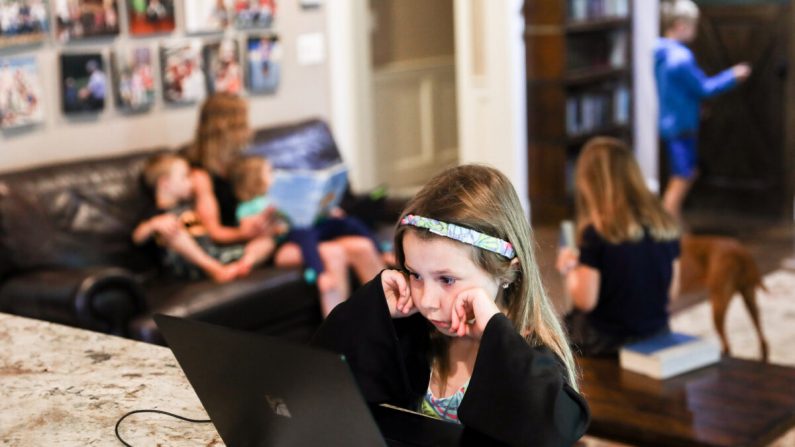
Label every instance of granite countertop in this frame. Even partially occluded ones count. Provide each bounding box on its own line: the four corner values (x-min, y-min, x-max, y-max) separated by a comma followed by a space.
0, 313, 223, 446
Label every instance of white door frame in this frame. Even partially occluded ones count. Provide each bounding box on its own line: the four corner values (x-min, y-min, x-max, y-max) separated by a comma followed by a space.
454, 0, 529, 212
325, 0, 377, 192
633, 0, 660, 192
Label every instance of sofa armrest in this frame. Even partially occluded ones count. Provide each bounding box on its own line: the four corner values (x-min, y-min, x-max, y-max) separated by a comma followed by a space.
0, 267, 145, 336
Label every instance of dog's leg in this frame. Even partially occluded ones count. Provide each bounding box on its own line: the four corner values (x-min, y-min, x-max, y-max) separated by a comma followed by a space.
711, 290, 732, 357
740, 286, 769, 362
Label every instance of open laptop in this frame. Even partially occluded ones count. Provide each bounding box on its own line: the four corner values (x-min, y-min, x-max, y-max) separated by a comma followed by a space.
154, 314, 466, 447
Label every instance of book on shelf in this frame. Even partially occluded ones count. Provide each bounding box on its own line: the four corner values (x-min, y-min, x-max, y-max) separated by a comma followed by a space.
609, 31, 627, 68
567, 30, 626, 72
566, 87, 615, 136
568, 0, 629, 22
613, 84, 630, 124
266, 163, 349, 229
619, 332, 721, 380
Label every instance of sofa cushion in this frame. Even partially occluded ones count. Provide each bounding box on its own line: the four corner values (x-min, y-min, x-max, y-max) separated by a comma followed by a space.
0, 151, 165, 277
247, 119, 343, 170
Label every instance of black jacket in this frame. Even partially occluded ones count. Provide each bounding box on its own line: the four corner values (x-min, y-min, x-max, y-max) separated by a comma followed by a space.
311, 274, 591, 447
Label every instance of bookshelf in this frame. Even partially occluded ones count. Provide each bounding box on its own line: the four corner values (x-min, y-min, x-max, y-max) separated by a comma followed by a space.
524, 0, 633, 223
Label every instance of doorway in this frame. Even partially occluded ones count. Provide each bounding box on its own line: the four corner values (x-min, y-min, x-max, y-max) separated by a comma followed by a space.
666, 0, 794, 219
368, 0, 459, 194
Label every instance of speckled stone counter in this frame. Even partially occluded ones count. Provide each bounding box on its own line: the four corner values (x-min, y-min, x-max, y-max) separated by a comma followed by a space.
0, 313, 223, 446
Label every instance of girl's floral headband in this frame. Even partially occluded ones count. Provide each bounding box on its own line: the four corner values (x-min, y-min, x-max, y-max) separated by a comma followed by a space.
400, 214, 516, 259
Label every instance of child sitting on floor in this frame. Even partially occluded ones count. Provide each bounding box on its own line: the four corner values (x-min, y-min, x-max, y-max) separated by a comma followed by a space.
556, 137, 682, 356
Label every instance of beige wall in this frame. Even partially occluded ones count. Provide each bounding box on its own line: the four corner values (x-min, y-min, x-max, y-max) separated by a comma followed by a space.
370, 0, 455, 68
0, 1, 330, 174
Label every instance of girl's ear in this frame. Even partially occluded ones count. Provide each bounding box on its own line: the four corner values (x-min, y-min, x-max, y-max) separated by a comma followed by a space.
509, 257, 521, 277
502, 257, 521, 288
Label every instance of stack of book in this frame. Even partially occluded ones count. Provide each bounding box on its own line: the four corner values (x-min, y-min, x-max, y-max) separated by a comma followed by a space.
619, 332, 721, 380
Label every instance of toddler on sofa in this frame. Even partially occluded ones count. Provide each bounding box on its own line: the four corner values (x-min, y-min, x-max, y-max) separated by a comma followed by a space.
133, 153, 275, 282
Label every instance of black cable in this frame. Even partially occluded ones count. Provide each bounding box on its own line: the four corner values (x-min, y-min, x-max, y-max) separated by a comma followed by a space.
114, 409, 212, 446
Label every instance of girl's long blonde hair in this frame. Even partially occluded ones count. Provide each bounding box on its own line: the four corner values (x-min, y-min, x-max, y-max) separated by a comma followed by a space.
395, 164, 579, 390
575, 137, 679, 244
184, 92, 251, 177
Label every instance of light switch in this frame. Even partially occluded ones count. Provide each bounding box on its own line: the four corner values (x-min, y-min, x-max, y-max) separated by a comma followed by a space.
296, 33, 325, 66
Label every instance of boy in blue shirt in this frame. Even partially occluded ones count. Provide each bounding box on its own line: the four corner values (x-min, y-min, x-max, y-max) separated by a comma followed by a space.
655, 0, 750, 222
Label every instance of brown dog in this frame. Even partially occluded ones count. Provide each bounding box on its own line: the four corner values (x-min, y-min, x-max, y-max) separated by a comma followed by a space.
679, 234, 769, 362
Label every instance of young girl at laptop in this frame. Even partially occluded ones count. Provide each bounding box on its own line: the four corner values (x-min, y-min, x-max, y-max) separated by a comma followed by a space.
313, 165, 590, 446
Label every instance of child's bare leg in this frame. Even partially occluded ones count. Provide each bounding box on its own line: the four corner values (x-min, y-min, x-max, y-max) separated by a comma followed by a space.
274, 241, 350, 315
317, 271, 342, 317
317, 242, 349, 315
274, 242, 302, 267
334, 236, 385, 283
237, 236, 276, 276
382, 251, 397, 267
161, 229, 238, 283
663, 176, 693, 225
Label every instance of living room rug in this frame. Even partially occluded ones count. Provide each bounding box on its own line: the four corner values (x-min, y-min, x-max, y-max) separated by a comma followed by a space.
670, 269, 795, 366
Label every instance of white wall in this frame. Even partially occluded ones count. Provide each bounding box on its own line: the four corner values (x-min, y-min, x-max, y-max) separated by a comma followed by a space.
0, 1, 330, 174
633, 0, 660, 191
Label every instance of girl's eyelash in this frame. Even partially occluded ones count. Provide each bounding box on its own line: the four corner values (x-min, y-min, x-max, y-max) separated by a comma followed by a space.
440, 276, 456, 285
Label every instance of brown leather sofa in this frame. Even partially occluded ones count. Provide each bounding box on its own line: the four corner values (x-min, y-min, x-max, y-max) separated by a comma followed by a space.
0, 119, 393, 344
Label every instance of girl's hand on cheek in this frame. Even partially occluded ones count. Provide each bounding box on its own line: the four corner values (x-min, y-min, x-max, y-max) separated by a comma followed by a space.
450, 288, 500, 339
381, 269, 416, 318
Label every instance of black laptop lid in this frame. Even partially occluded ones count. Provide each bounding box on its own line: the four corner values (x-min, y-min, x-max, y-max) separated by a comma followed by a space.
154, 314, 386, 447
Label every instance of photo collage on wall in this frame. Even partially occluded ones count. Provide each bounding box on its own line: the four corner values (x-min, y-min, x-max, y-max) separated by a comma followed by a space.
0, 55, 45, 128
112, 45, 155, 112
127, 0, 175, 36
0, 0, 281, 129
55, 0, 121, 43
61, 52, 106, 113
0, 0, 49, 49
161, 39, 205, 104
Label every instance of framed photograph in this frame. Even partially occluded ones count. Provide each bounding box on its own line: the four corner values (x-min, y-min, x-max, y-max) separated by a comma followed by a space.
232, 0, 275, 29
60, 52, 107, 114
0, 56, 45, 129
160, 40, 206, 104
0, 0, 50, 49
126, 0, 175, 36
111, 46, 155, 112
55, 0, 120, 43
203, 38, 242, 94
246, 34, 280, 94
184, 0, 231, 34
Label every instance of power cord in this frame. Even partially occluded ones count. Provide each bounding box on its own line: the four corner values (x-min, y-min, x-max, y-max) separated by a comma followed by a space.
114, 409, 212, 446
